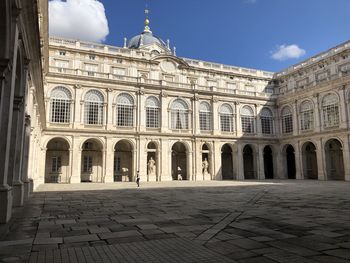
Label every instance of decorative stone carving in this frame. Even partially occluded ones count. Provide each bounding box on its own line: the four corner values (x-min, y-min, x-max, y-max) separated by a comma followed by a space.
202, 158, 209, 176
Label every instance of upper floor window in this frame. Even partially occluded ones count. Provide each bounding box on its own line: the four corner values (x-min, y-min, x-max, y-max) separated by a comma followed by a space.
241, 106, 255, 134
300, 100, 314, 131
260, 107, 273, 135
89, 55, 96, 60
50, 86, 72, 123
84, 90, 104, 125
322, 94, 339, 128
59, 51, 66, 56
220, 104, 234, 132
170, 99, 189, 130
146, 96, 160, 129
199, 102, 211, 131
85, 63, 98, 76
282, 106, 293, 134
117, 93, 134, 127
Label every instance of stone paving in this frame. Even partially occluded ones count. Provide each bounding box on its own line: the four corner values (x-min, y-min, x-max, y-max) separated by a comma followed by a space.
0, 180, 350, 262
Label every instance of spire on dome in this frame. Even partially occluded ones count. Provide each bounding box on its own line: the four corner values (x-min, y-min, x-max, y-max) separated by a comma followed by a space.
144, 8, 152, 33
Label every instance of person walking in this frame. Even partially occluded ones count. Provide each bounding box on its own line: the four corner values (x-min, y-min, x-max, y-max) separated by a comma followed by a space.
136, 171, 140, 187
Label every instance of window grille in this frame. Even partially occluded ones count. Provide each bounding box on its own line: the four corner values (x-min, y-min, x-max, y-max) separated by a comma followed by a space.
322, 94, 339, 128
282, 107, 293, 134
117, 93, 134, 127
260, 108, 273, 134
170, 99, 189, 130
114, 156, 121, 174
50, 86, 71, 123
51, 156, 62, 173
220, 104, 234, 132
83, 156, 93, 173
199, 102, 211, 131
300, 101, 314, 131
146, 97, 160, 128
241, 106, 255, 134
84, 90, 104, 125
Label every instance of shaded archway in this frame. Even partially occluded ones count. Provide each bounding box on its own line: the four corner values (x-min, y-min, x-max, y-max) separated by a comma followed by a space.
264, 146, 274, 179
147, 142, 158, 181
45, 138, 70, 183
81, 139, 103, 183
243, 145, 256, 179
285, 145, 296, 179
221, 144, 233, 180
172, 142, 187, 180
302, 142, 318, 179
114, 140, 133, 182
325, 139, 345, 180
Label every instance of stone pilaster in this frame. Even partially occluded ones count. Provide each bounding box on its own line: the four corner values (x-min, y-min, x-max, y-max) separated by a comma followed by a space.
315, 139, 325, 180
257, 144, 265, 180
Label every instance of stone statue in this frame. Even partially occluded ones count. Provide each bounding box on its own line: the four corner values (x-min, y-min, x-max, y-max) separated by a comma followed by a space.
202, 158, 209, 176
147, 157, 156, 175
177, 166, 182, 180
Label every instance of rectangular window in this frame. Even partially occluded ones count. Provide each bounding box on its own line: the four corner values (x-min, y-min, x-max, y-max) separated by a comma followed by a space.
112, 67, 126, 76
50, 99, 71, 123
146, 107, 160, 128
85, 63, 98, 76
83, 156, 93, 173
220, 114, 233, 132
241, 116, 255, 134
282, 115, 293, 134
114, 156, 121, 174
84, 102, 103, 125
117, 105, 134, 127
171, 110, 189, 130
300, 110, 314, 131
89, 55, 96, 60
51, 156, 62, 173
199, 112, 211, 131
59, 51, 66, 56
261, 117, 273, 134
323, 105, 339, 128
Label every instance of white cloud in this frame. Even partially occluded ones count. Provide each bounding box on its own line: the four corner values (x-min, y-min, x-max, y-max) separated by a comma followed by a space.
49, 0, 109, 43
271, 44, 306, 61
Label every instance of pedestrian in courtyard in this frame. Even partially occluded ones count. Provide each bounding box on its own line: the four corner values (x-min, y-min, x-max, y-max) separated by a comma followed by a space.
136, 171, 140, 187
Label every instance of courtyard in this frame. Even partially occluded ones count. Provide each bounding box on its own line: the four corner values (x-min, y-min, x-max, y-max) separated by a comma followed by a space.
0, 180, 350, 263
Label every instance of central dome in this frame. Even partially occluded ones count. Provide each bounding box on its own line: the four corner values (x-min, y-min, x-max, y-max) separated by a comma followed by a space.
128, 31, 167, 49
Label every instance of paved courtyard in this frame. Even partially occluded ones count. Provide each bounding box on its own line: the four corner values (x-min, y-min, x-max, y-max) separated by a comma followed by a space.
1, 180, 350, 263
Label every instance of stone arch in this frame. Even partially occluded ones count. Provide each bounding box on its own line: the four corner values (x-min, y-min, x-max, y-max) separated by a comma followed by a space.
221, 143, 234, 180
301, 141, 318, 180
170, 98, 190, 110
324, 138, 345, 180
171, 142, 189, 180
45, 137, 71, 184
82, 88, 106, 102
114, 139, 135, 182
243, 144, 256, 179
43, 135, 72, 150
263, 145, 274, 179
50, 86, 73, 99
283, 144, 296, 179
81, 138, 104, 183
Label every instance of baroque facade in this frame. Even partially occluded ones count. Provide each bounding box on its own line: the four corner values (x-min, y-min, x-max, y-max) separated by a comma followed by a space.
35, 17, 350, 188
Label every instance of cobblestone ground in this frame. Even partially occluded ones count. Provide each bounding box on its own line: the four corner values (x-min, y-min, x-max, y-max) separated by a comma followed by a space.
1, 180, 350, 263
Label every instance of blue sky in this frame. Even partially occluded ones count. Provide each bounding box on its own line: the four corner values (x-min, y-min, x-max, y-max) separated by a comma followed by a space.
49, 0, 350, 72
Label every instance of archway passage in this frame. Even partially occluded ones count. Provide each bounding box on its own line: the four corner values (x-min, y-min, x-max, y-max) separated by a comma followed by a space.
302, 142, 318, 180
172, 142, 187, 180
45, 138, 70, 183
243, 145, 256, 179
81, 139, 103, 183
114, 140, 133, 182
286, 145, 296, 179
221, 144, 233, 180
147, 142, 158, 181
264, 146, 274, 179
325, 139, 345, 180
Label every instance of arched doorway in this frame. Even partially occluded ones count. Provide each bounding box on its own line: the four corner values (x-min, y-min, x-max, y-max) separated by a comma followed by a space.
172, 142, 187, 180
201, 144, 211, 180
114, 140, 133, 182
325, 139, 345, 180
286, 145, 296, 179
243, 145, 256, 179
264, 146, 274, 179
81, 139, 103, 183
45, 138, 70, 183
147, 142, 158, 181
221, 144, 233, 180
302, 142, 318, 180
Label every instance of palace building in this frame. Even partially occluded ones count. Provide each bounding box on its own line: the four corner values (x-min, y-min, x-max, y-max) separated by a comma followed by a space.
1, 4, 350, 223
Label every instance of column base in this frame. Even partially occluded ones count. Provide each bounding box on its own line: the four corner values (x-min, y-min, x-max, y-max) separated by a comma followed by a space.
0, 185, 13, 223
70, 176, 81, 184
12, 181, 24, 207
104, 175, 114, 183
23, 179, 33, 201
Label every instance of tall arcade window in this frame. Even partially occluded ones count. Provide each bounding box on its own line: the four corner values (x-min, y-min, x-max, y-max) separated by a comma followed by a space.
146, 96, 160, 128
117, 93, 134, 127
300, 100, 314, 131
199, 102, 211, 131
260, 107, 273, 135
170, 99, 189, 130
84, 90, 104, 125
51, 156, 62, 173
322, 93, 339, 128
282, 106, 293, 134
241, 105, 255, 134
50, 86, 72, 123
220, 104, 234, 132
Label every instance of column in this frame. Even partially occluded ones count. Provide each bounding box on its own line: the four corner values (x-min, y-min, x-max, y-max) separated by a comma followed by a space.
139, 138, 148, 181
139, 90, 146, 132
312, 93, 321, 132
236, 143, 244, 180
104, 138, 114, 183
193, 95, 199, 135
235, 103, 241, 137
160, 139, 171, 181
106, 89, 114, 130
187, 146, 193, 181
213, 141, 222, 180
257, 144, 265, 180
339, 85, 348, 129
74, 85, 83, 128
212, 97, 219, 135
22, 115, 31, 201
160, 91, 169, 133
275, 146, 284, 179
195, 140, 203, 181
342, 136, 350, 181
256, 104, 262, 136
315, 139, 325, 180
292, 100, 299, 136
295, 142, 302, 180
70, 137, 81, 183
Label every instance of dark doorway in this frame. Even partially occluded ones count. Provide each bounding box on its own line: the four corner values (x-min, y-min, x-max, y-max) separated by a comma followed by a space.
325, 139, 345, 180
302, 142, 318, 179
264, 146, 274, 179
221, 144, 233, 180
243, 145, 255, 179
286, 145, 296, 179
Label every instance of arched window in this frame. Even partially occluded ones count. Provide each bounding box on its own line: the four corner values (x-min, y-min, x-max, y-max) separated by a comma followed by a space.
117, 93, 134, 127
282, 106, 293, 134
170, 99, 189, 130
322, 94, 339, 128
199, 102, 211, 131
50, 86, 72, 123
241, 105, 255, 134
84, 90, 104, 125
300, 100, 314, 131
146, 96, 160, 128
260, 107, 273, 134
220, 104, 234, 132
